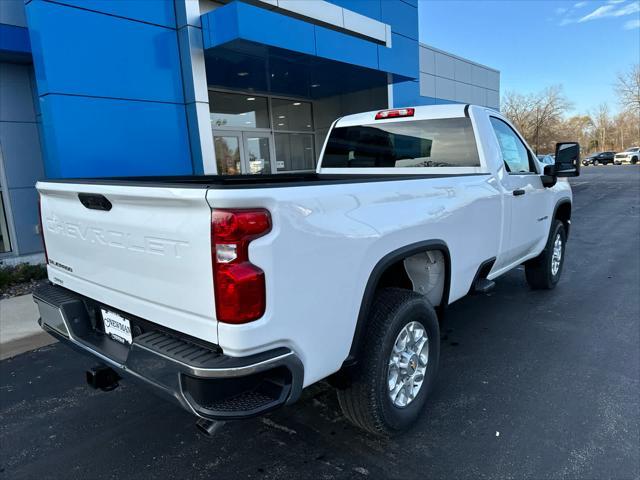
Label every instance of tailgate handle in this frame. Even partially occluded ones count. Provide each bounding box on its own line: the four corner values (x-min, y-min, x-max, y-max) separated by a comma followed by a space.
78, 193, 112, 211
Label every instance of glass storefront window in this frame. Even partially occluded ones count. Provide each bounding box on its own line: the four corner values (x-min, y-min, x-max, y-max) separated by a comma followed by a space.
0, 192, 11, 253
271, 99, 313, 132
275, 133, 315, 171
209, 91, 270, 129
209, 90, 316, 174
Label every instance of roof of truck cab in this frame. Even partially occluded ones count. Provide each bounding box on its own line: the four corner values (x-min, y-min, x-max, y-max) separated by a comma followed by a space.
334, 104, 470, 128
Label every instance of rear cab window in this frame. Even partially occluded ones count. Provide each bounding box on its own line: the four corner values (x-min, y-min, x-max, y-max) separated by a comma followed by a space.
321, 118, 481, 170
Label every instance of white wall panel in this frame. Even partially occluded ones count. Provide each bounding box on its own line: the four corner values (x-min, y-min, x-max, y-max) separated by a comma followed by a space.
435, 76, 455, 101
454, 59, 472, 84
419, 46, 436, 74
487, 69, 500, 93
278, 0, 343, 26
434, 52, 455, 80
343, 9, 387, 42
471, 85, 486, 106
419, 72, 437, 98
471, 64, 489, 88
486, 89, 500, 109
454, 82, 472, 103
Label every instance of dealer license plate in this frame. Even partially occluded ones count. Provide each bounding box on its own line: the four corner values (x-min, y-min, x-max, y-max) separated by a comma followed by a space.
101, 308, 133, 345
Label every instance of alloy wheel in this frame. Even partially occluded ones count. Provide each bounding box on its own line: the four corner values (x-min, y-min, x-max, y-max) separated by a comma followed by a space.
387, 321, 429, 408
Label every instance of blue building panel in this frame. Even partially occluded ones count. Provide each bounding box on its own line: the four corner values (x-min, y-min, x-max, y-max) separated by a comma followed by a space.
393, 79, 425, 107
25, 0, 184, 103
0, 122, 44, 188
8, 187, 42, 254
381, 0, 418, 40
0, 24, 31, 54
315, 26, 379, 71
205, 2, 316, 56
39, 0, 176, 28
203, 1, 422, 79
378, 34, 419, 79
0, 63, 36, 123
39, 95, 193, 178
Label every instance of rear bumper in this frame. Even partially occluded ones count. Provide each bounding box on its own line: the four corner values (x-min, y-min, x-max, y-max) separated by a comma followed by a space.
33, 283, 303, 420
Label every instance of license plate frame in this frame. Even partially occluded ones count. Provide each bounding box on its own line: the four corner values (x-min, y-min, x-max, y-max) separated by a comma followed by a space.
101, 308, 133, 345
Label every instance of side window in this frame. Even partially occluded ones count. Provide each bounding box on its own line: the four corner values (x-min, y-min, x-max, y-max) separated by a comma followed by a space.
489, 117, 536, 174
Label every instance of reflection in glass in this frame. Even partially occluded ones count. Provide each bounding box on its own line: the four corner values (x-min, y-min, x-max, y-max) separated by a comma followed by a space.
214, 136, 242, 175
271, 99, 313, 132
275, 133, 315, 171
244, 136, 272, 175
323, 118, 480, 168
209, 92, 270, 129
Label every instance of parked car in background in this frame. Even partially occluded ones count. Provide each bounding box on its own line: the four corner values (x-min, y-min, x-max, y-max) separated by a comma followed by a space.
615, 147, 639, 165
537, 154, 555, 166
582, 151, 616, 166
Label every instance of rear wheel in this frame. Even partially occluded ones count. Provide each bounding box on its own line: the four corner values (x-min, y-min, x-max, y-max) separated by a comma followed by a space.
337, 288, 440, 436
525, 220, 566, 290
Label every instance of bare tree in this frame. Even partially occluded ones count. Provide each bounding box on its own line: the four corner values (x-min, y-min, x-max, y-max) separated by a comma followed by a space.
615, 64, 640, 145
501, 91, 534, 138
558, 115, 593, 153
502, 86, 572, 153
615, 64, 640, 113
591, 104, 612, 151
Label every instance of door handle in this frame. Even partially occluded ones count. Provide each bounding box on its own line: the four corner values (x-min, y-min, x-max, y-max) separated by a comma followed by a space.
513, 189, 526, 196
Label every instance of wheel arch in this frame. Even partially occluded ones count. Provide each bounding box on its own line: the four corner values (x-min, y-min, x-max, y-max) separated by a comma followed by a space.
553, 199, 572, 238
343, 240, 451, 367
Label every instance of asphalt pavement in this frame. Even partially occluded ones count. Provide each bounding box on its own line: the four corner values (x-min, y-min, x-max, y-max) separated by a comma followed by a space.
1, 165, 638, 480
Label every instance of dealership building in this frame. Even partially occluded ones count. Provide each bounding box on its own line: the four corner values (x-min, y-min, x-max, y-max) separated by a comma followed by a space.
0, 0, 500, 263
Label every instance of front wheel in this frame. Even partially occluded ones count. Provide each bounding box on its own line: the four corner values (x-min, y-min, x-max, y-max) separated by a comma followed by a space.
632, 157, 638, 165
337, 288, 440, 436
594, 160, 600, 166
525, 220, 567, 289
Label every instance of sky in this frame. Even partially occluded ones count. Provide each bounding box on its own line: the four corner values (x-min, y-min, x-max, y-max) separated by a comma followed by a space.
418, 0, 640, 115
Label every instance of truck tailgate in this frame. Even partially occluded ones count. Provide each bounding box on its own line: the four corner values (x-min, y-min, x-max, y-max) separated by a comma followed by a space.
37, 181, 218, 344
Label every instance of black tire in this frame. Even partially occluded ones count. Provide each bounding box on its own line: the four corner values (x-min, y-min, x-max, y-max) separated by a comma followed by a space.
525, 220, 567, 290
337, 288, 440, 437
632, 157, 638, 165
594, 160, 600, 166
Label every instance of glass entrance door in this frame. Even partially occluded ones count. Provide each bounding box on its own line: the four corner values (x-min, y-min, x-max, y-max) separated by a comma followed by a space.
213, 133, 243, 175
213, 131, 275, 175
242, 133, 274, 175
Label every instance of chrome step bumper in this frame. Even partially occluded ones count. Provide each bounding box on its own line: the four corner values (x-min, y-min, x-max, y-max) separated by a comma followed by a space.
34, 283, 303, 420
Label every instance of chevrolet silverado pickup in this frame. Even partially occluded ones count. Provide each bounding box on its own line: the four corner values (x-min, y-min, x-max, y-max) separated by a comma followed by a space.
34, 104, 580, 436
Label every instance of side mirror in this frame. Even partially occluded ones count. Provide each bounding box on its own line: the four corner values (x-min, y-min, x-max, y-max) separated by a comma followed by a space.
541, 164, 557, 188
554, 142, 581, 177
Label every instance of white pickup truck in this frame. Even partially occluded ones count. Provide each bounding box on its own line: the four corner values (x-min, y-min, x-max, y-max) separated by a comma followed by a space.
34, 104, 580, 436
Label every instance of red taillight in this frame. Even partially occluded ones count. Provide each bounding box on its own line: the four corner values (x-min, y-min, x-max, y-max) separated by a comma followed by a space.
211, 209, 271, 324
38, 195, 49, 265
375, 108, 415, 120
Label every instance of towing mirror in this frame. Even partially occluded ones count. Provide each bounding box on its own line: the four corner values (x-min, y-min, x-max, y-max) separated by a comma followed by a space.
554, 142, 581, 177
